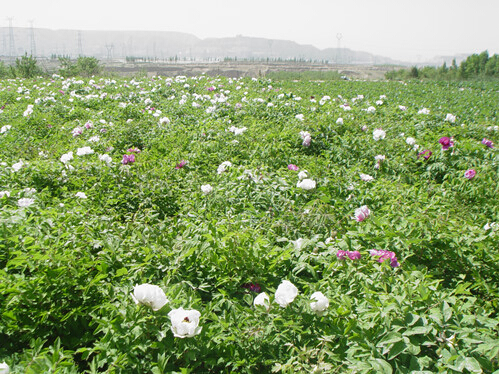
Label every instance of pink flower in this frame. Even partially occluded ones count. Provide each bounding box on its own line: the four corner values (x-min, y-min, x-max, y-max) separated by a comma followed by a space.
127, 147, 141, 153
207, 86, 215, 92
370, 250, 400, 268
439, 137, 454, 150
417, 149, 432, 160
336, 250, 347, 260
464, 169, 476, 180
482, 138, 494, 148
347, 251, 361, 260
121, 154, 135, 165
354, 205, 370, 222
175, 160, 187, 169
288, 164, 299, 171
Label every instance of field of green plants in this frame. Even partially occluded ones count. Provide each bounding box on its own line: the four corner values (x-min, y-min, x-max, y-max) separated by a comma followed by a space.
0, 74, 498, 373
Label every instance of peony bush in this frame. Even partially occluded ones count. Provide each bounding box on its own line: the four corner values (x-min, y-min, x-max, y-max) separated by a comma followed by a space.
0, 74, 497, 373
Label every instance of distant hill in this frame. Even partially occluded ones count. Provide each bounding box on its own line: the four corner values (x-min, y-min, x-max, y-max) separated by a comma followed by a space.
0, 27, 402, 65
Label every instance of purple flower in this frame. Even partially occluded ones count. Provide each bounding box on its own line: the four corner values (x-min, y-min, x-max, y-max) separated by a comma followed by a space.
439, 137, 454, 150
288, 164, 299, 171
207, 86, 215, 92
482, 138, 494, 148
369, 249, 400, 268
336, 250, 347, 260
121, 154, 135, 165
242, 283, 262, 293
347, 251, 361, 260
464, 169, 476, 180
175, 160, 187, 169
417, 149, 432, 160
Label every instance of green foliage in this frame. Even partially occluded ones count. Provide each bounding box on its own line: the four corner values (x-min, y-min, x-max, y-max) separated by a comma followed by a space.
0, 74, 498, 373
386, 50, 499, 81
13, 53, 45, 78
58, 57, 102, 77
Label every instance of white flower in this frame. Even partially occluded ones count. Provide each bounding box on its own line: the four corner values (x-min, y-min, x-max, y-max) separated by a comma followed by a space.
0, 125, 11, 134
0, 191, 10, 198
406, 137, 416, 146
445, 113, 456, 123
99, 154, 112, 164
398, 105, 407, 111
72, 127, 83, 137
367, 106, 376, 113
60, 151, 74, 164
168, 307, 202, 338
75, 192, 87, 199
23, 104, 34, 116
131, 284, 169, 311
0, 361, 9, 374
76, 146, 94, 156
88, 136, 100, 142
17, 198, 35, 207
298, 170, 308, 180
297, 179, 316, 190
11, 161, 24, 172
228, 126, 247, 135
295, 114, 304, 121
374, 155, 386, 162
254, 292, 270, 311
310, 292, 329, 314
373, 128, 386, 141
217, 161, 232, 175
292, 238, 305, 250
418, 108, 430, 115
376, 100, 383, 105
201, 184, 213, 194
336, 118, 343, 125
359, 173, 374, 182
275, 280, 299, 308
354, 205, 370, 222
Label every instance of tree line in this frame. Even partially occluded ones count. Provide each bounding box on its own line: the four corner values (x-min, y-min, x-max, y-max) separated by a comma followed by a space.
386, 51, 499, 80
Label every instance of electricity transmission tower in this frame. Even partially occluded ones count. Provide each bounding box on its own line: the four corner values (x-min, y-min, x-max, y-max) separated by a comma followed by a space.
7, 17, 15, 58
29, 20, 36, 56
105, 43, 114, 60
77, 31, 83, 56
336, 33, 342, 64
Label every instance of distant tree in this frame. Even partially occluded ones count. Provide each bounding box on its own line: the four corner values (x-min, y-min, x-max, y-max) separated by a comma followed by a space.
14, 53, 45, 78
58, 56, 101, 77
409, 66, 419, 78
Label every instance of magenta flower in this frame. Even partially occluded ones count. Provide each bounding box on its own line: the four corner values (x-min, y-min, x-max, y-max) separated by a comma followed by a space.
369, 249, 400, 268
121, 154, 135, 165
127, 147, 141, 153
241, 283, 262, 293
464, 169, 476, 180
347, 251, 361, 260
482, 138, 494, 148
288, 164, 299, 171
354, 206, 370, 222
439, 137, 454, 150
417, 149, 432, 160
207, 86, 215, 92
175, 160, 187, 169
336, 250, 347, 260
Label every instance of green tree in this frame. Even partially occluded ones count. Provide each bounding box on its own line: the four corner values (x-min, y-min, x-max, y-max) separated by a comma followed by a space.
14, 53, 45, 78
58, 56, 101, 77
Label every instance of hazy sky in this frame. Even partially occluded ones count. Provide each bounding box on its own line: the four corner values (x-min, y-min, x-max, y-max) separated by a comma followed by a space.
3, 0, 499, 62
